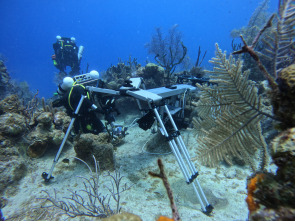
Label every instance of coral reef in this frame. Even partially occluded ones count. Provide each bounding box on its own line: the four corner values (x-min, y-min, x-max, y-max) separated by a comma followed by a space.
194, 2, 294, 219
100, 62, 168, 116
0, 54, 132, 219
40, 157, 132, 219
0, 95, 29, 198
0, 59, 12, 100
246, 128, 295, 220
272, 64, 295, 129
229, 2, 295, 217
0, 56, 34, 104
11, 81, 35, 105
0, 133, 27, 196
271, 128, 295, 187
231, 0, 270, 44
187, 46, 207, 78
0, 94, 22, 115
136, 63, 165, 88
233, 0, 295, 130
103, 57, 140, 90
230, 0, 272, 81
74, 133, 115, 171
105, 62, 132, 89
102, 60, 167, 91
246, 173, 265, 213
146, 25, 187, 84
0, 93, 68, 199
193, 44, 270, 170
36, 111, 53, 126
26, 111, 66, 158
52, 111, 71, 131
26, 140, 48, 158
0, 113, 27, 136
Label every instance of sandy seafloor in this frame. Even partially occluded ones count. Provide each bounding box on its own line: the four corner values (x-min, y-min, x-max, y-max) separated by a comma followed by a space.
2, 112, 270, 221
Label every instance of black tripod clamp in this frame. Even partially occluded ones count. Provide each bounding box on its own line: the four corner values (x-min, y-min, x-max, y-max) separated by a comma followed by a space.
42, 172, 54, 182
203, 204, 214, 216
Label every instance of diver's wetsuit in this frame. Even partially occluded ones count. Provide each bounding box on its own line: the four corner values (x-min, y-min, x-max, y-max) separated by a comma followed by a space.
53, 37, 80, 75
53, 84, 105, 134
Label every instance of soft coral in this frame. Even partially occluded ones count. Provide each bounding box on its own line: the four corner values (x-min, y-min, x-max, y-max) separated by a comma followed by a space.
246, 173, 265, 214
157, 216, 174, 221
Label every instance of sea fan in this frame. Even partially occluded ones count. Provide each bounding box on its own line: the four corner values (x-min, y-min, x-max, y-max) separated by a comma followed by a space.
261, 0, 295, 77
193, 44, 270, 170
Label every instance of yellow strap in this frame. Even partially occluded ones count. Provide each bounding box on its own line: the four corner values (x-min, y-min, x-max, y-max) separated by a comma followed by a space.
68, 84, 90, 111
68, 86, 74, 111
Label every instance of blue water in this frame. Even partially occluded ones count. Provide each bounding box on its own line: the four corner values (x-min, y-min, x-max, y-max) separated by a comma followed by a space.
0, 0, 277, 98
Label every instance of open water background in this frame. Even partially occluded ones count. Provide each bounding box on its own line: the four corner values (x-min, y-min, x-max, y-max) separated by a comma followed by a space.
0, 0, 277, 98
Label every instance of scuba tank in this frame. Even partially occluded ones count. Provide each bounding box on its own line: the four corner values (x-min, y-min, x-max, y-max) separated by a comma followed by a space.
78, 46, 84, 63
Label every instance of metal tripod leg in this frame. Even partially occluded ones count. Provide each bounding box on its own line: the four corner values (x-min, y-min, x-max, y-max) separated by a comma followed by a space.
42, 95, 86, 182
153, 105, 213, 214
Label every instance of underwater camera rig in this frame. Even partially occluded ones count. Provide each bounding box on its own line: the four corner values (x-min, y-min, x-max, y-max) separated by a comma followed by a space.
42, 74, 213, 215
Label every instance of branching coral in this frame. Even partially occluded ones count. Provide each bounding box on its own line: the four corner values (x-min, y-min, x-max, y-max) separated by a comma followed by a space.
39, 156, 132, 218
149, 159, 181, 221
228, 2, 295, 219
233, 0, 295, 129
185, 46, 207, 78
103, 56, 140, 84
22, 89, 39, 127
234, 0, 295, 86
146, 25, 187, 84
230, 0, 273, 81
233, 14, 277, 89
231, 0, 271, 43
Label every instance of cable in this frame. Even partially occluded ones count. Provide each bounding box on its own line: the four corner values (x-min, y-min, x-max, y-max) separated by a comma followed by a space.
128, 117, 140, 128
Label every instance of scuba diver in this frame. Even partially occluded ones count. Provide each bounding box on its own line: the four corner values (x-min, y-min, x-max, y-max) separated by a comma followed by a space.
52, 36, 84, 75
52, 70, 106, 135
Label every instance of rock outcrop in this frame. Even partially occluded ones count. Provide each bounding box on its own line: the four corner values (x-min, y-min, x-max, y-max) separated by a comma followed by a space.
74, 133, 115, 171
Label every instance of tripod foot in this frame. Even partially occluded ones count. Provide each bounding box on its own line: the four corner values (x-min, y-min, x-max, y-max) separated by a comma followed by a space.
42, 172, 54, 182
203, 204, 214, 216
